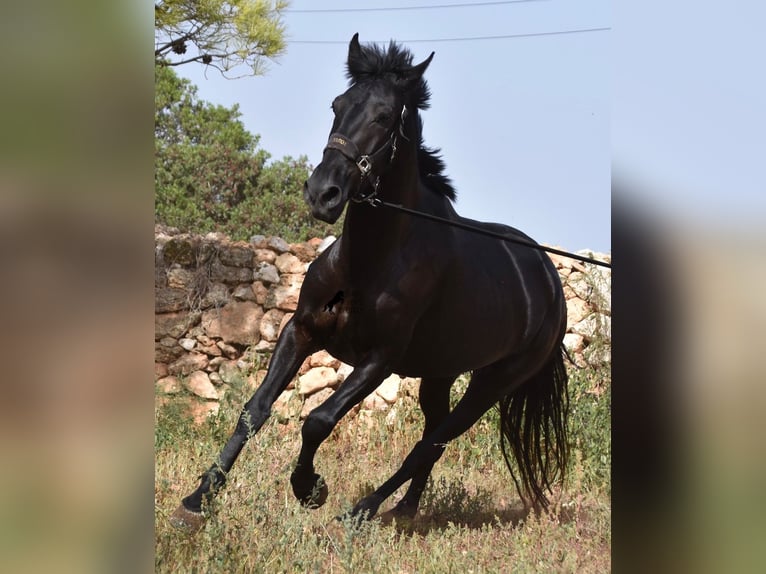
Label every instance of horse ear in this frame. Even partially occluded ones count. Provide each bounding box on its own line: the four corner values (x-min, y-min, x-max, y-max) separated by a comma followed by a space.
401, 51, 434, 89
348, 33, 362, 62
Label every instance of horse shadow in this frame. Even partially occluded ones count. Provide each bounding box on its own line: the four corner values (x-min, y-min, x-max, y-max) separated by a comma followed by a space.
377, 492, 582, 537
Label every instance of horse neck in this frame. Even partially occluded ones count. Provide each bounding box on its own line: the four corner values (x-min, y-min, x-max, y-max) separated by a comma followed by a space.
340, 144, 419, 273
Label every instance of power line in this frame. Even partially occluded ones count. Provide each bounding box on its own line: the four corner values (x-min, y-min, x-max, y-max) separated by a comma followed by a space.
290, 27, 611, 45
285, 0, 547, 13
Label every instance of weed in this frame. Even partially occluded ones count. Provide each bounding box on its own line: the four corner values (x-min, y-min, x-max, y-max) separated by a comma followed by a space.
156, 335, 611, 572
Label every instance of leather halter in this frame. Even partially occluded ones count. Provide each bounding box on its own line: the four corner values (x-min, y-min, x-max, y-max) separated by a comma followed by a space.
323, 105, 409, 203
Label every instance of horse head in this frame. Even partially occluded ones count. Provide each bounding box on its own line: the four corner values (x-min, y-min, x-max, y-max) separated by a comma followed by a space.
304, 33, 434, 223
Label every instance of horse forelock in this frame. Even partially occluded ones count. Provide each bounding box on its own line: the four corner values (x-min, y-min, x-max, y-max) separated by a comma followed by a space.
345, 40, 431, 111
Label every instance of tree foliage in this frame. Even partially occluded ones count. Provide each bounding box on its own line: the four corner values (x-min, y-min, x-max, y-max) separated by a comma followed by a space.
155, 0, 288, 77
155, 66, 341, 241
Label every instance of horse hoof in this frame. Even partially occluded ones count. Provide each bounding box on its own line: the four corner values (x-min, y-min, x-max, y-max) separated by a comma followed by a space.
350, 494, 384, 521
169, 504, 206, 533
298, 476, 329, 509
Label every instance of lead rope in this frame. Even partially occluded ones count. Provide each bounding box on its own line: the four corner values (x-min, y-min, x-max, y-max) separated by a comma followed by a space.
366, 197, 612, 269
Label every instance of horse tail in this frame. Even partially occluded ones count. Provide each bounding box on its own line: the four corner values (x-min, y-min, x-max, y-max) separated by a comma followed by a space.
498, 344, 570, 509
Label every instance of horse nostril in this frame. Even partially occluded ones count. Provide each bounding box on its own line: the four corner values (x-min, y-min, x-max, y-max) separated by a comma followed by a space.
320, 185, 342, 206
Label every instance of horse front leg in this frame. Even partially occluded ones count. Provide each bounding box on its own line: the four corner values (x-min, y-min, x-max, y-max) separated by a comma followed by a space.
171, 318, 317, 530
289, 351, 393, 509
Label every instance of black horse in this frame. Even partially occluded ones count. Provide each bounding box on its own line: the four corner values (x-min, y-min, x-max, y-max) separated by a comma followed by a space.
172, 34, 569, 530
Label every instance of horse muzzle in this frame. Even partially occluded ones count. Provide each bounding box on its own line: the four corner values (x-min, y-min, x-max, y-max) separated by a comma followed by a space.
303, 176, 348, 224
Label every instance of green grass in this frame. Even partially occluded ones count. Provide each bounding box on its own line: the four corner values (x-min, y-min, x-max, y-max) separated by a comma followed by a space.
155, 362, 610, 573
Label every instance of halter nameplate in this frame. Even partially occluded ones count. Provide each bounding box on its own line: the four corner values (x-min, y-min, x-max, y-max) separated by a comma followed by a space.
325, 134, 360, 163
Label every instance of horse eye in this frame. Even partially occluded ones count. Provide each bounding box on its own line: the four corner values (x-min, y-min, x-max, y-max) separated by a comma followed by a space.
375, 113, 392, 124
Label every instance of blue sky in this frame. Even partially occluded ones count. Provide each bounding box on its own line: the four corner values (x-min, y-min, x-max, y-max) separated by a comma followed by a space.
177, 0, 611, 252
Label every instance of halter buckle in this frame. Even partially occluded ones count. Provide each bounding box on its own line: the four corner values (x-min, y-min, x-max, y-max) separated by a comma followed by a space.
356, 156, 372, 175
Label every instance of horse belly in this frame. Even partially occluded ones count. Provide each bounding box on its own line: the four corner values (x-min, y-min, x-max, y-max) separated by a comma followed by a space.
395, 256, 551, 377
395, 298, 520, 377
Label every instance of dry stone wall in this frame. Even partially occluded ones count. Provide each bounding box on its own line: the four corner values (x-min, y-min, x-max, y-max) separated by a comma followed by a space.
155, 226, 611, 423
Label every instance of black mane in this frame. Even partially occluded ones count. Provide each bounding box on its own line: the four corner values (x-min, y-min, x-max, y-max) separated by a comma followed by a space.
346, 40, 431, 110
417, 121, 456, 202
346, 40, 457, 202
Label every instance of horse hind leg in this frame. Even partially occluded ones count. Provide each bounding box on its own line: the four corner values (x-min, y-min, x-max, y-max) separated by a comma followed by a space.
348, 368, 510, 521
380, 376, 454, 522
350, 350, 562, 521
